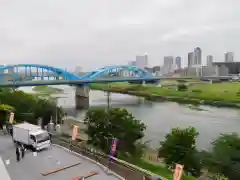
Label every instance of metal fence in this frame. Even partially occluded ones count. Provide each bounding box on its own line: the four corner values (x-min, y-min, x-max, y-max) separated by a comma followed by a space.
52, 136, 167, 180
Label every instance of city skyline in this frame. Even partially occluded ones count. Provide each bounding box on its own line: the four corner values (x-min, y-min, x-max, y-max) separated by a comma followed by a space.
0, 0, 239, 71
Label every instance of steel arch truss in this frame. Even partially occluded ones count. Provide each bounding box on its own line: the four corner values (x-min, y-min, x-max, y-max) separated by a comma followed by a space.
81, 65, 154, 79
0, 64, 81, 82
0, 64, 154, 83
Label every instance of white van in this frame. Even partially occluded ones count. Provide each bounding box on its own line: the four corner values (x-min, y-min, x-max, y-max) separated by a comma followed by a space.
13, 123, 51, 151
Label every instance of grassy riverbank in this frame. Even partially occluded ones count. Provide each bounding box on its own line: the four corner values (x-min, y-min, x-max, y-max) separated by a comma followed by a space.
32, 85, 64, 95
90, 82, 240, 108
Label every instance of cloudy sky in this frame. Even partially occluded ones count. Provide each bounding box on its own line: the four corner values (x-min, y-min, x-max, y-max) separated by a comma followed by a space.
0, 0, 239, 71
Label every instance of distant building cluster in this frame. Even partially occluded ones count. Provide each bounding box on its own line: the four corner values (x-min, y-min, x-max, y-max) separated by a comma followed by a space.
128, 52, 148, 70
127, 48, 238, 77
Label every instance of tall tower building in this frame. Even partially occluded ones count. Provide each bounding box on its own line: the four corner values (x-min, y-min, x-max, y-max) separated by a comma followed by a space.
135, 53, 148, 69
175, 56, 181, 69
163, 56, 174, 73
144, 52, 148, 67
224, 52, 234, 62
188, 52, 194, 67
194, 47, 202, 65
206, 55, 213, 66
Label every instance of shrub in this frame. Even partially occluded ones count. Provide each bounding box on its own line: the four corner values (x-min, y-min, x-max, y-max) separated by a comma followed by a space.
191, 89, 202, 93
177, 84, 188, 91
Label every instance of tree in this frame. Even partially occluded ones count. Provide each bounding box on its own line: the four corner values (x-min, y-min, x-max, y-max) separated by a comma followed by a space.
0, 88, 63, 126
203, 133, 240, 180
177, 84, 188, 91
0, 104, 15, 128
158, 127, 201, 176
85, 108, 146, 156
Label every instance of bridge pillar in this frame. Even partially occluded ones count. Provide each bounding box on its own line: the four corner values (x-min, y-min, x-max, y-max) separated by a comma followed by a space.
75, 85, 90, 109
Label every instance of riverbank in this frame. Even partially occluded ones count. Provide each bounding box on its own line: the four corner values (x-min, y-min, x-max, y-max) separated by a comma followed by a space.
60, 118, 195, 180
90, 82, 240, 108
32, 85, 64, 95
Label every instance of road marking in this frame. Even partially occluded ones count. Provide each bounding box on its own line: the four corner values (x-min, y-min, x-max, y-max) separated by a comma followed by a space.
72, 171, 98, 180
0, 156, 11, 180
33, 152, 37, 157
41, 162, 81, 176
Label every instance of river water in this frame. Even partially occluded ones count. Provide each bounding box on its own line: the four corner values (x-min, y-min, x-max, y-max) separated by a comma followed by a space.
21, 86, 240, 150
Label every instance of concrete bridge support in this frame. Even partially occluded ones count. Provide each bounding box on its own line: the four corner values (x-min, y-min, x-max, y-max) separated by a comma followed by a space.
75, 85, 90, 109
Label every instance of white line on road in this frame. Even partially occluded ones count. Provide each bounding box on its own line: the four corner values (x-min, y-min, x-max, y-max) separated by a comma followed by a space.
0, 156, 11, 180
52, 144, 125, 180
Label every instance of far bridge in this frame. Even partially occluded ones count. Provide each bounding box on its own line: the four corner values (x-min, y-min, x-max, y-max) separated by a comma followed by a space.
0, 64, 234, 109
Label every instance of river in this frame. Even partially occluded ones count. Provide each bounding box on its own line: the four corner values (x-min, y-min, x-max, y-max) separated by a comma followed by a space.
21, 86, 240, 150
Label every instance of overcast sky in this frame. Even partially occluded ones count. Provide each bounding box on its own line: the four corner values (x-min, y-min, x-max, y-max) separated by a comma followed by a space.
0, 0, 239, 71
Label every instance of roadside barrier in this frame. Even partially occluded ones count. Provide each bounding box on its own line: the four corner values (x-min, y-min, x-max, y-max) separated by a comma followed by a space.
51, 136, 168, 180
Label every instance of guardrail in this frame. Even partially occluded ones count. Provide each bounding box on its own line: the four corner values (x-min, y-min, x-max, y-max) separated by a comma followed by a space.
52, 136, 167, 180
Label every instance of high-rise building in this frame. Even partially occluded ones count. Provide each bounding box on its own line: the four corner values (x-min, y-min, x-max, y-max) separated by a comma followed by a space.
135, 53, 148, 69
175, 56, 181, 69
206, 55, 213, 66
194, 47, 202, 65
163, 56, 174, 73
144, 52, 148, 66
188, 52, 194, 67
224, 52, 234, 62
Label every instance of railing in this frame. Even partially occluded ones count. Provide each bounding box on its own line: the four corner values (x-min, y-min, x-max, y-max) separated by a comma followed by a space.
52, 136, 167, 180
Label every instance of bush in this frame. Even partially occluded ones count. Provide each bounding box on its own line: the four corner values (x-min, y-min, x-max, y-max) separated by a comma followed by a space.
203, 133, 240, 180
191, 89, 202, 93
177, 84, 188, 91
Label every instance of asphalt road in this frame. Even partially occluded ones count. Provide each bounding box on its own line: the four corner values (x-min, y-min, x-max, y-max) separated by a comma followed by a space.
0, 136, 120, 180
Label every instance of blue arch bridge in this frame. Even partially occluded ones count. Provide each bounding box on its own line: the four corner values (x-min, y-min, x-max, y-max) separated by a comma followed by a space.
0, 64, 161, 109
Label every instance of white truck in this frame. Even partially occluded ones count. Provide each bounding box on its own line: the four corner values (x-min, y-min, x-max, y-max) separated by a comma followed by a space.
13, 123, 51, 151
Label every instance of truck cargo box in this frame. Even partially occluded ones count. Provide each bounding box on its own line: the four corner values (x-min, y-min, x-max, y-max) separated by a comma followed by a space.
13, 123, 41, 145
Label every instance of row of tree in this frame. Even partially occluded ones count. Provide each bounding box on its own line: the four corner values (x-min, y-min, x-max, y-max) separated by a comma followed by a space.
84, 107, 240, 180
0, 88, 63, 128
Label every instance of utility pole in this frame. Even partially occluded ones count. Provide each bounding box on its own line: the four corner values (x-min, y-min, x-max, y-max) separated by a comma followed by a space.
105, 83, 111, 110
107, 91, 110, 109
55, 102, 58, 125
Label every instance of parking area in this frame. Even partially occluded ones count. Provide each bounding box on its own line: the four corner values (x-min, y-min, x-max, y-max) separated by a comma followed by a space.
0, 136, 121, 180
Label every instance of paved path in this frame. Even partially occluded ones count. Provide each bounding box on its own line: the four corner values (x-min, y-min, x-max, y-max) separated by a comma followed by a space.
0, 136, 120, 180
0, 156, 11, 180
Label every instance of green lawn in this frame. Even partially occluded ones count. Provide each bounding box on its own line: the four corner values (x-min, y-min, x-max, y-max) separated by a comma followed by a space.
32, 85, 64, 94
90, 82, 240, 103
